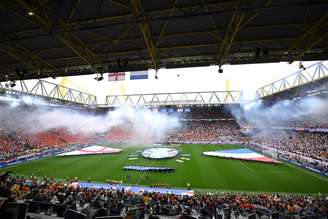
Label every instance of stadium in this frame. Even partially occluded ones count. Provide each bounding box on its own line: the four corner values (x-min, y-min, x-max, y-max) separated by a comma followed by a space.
0, 1, 328, 219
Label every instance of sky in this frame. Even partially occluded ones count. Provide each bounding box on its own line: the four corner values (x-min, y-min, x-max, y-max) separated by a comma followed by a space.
20, 60, 324, 104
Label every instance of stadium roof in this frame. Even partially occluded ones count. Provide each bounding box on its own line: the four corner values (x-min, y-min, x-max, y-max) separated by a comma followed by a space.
0, 0, 328, 81
256, 61, 328, 102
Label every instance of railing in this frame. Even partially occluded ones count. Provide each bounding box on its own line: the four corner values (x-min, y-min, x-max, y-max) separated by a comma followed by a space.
105, 91, 243, 107
0, 80, 97, 106
256, 61, 328, 98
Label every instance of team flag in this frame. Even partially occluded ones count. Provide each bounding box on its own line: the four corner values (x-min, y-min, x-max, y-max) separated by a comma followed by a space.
130, 70, 148, 80
108, 72, 125, 81
202, 148, 280, 163
57, 145, 122, 156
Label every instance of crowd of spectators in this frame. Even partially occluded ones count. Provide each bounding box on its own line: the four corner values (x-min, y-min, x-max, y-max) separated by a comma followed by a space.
0, 129, 93, 163
252, 118, 328, 129
1, 119, 327, 172
0, 173, 327, 219
248, 131, 328, 161
165, 120, 240, 144
1, 117, 328, 218
1, 118, 327, 171
165, 120, 328, 161
164, 120, 328, 174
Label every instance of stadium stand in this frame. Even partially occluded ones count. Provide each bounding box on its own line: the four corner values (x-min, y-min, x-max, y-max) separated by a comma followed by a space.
165, 120, 241, 144
103, 127, 133, 143
1, 115, 326, 174
165, 120, 328, 175
0, 173, 327, 219
165, 120, 328, 160
0, 129, 94, 165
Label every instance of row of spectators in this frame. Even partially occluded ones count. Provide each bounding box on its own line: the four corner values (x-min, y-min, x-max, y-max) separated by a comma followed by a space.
251, 118, 328, 129
0, 173, 327, 219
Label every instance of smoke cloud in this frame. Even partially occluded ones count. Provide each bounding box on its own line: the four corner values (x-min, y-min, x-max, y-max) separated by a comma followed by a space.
230, 96, 328, 128
0, 94, 180, 142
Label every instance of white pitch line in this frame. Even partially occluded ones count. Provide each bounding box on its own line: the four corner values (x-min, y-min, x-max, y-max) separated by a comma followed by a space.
238, 160, 256, 172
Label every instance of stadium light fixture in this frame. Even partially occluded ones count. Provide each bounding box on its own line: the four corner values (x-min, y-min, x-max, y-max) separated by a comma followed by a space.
94, 74, 104, 81
218, 65, 223, 73
27, 11, 34, 16
299, 62, 306, 70
10, 81, 16, 88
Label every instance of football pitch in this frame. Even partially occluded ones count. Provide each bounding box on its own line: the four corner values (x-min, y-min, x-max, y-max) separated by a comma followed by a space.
2, 144, 328, 194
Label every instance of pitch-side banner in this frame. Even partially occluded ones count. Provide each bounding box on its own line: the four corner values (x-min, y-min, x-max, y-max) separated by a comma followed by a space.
245, 126, 328, 133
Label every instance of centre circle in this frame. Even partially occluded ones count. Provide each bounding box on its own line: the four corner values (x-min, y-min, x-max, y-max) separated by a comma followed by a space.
141, 147, 179, 159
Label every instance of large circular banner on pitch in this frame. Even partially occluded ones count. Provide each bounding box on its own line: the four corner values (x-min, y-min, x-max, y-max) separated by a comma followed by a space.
141, 147, 179, 159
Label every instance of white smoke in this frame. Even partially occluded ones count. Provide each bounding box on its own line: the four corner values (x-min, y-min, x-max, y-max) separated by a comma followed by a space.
231, 96, 328, 128
0, 94, 180, 142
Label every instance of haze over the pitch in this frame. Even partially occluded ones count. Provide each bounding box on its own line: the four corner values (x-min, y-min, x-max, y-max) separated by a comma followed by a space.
0, 95, 180, 141
230, 96, 328, 129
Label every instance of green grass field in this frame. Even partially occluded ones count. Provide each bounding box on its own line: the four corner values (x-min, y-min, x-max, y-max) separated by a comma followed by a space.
2, 144, 328, 194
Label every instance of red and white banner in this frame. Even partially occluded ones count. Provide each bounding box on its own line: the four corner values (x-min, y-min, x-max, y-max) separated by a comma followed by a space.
57, 145, 122, 156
